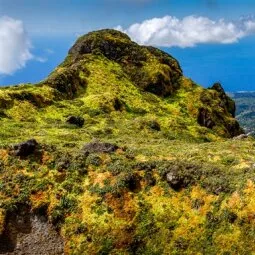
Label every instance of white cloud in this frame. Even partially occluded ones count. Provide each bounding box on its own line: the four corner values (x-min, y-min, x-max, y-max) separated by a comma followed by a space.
45, 48, 54, 54
0, 16, 33, 75
116, 15, 255, 47
34, 56, 47, 63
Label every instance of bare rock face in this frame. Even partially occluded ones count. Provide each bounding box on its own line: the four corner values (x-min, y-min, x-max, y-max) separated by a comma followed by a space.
197, 108, 215, 129
0, 207, 64, 255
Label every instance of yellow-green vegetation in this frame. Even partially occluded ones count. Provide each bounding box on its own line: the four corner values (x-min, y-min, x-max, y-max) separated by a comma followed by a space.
0, 29, 254, 254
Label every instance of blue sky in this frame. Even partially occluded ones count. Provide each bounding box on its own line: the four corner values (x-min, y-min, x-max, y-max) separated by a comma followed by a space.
0, 0, 255, 91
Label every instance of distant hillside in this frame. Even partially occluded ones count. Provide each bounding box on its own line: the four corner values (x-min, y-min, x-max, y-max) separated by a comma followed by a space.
230, 91, 255, 133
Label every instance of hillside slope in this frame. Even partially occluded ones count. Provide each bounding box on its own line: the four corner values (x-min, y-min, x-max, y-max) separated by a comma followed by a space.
230, 91, 255, 134
1, 30, 255, 255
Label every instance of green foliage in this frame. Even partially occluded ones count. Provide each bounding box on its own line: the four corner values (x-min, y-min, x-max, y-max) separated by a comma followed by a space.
86, 154, 102, 167
51, 196, 78, 226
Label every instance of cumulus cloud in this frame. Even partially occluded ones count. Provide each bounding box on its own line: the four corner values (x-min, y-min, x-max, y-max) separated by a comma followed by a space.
0, 16, 33, 75
116, 15, 255, 47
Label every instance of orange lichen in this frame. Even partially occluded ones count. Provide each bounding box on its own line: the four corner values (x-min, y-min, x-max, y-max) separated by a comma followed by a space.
0, 149, 8, 162
105, 191, 138, 221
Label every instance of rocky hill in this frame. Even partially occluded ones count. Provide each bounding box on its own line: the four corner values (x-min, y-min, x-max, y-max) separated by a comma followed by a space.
0, 29, 255, 255
230, 91, 255, 134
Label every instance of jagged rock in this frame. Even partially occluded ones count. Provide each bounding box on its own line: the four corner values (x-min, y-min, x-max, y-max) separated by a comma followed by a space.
197, 108, 215, 129
13, 139, 38, 157
210, 82, 236, 117
226, 119, 244, 137
83, 141, 119, 154
66, 116, 85, 127
199, 83, 244, 137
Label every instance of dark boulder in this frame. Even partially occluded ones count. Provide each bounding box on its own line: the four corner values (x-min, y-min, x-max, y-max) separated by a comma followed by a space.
66, 116, 85, 127
83, 141, 118, 154
13, 139, 38, 157
166, 171, 184, 190
148, 120, 161, 131
162, 162, 202, 191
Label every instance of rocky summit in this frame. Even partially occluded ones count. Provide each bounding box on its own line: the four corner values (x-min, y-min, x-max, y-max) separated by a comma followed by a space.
0, 29, 254, 254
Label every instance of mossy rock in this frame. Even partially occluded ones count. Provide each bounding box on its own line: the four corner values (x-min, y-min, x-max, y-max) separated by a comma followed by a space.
68, 29, 183, 97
